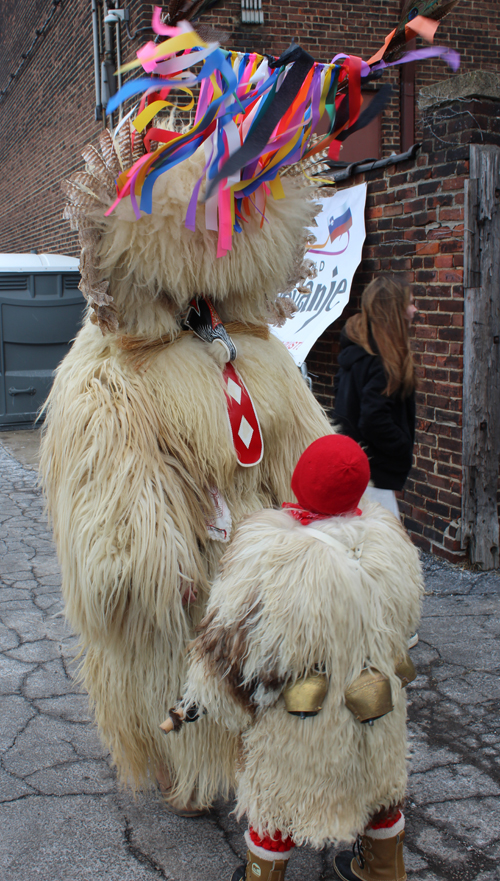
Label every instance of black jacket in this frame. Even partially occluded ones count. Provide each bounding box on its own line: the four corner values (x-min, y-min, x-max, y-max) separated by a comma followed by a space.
333, 330, 416, 491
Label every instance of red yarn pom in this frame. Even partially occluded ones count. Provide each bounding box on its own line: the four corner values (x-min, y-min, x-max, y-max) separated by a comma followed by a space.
368, 810, 402, 830
248, 827, 295, 853
291, 435, 370, 517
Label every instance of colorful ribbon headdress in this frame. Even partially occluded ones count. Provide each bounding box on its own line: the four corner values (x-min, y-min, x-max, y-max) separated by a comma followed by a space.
104, 3, 459, 258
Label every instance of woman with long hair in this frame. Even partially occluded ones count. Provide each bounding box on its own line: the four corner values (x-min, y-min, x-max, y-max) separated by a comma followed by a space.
333, 277, 418, 518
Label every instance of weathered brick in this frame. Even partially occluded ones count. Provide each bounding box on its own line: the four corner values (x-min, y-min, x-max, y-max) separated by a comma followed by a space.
431, 544, 466, 563
435, 255, 453, 268
413, 535, 432, 553
442, 176, 466, 190
439, 327, 463, 342
395, 186, 416, 201
404, 198, 426, 214
426, 500, 451, 518
383, 203, 403, 217
414, 210, 438, 226
439, 207, 464, 222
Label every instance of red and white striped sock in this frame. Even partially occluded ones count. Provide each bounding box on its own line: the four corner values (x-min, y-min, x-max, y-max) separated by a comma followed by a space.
366, 810, 405, 838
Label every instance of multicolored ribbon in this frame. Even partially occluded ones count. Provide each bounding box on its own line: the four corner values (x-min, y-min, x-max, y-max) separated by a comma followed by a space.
105, 7, 460, 257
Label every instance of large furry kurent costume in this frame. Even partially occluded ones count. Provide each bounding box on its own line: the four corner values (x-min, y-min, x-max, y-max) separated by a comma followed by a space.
40, 141, 332, 805
177, 435, 423, 880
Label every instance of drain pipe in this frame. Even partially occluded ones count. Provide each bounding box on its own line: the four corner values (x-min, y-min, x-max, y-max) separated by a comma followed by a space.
101, 0, 118, 126
114, 0, 123, 120
91, 0, 102, 121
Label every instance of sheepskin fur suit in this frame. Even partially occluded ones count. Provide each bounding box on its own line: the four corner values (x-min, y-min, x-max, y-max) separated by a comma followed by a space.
40, 140, 333, 806
183, 502, 423, 845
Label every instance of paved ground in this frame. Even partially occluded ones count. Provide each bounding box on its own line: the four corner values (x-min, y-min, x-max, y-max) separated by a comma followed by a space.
0, 428, 41, 469
1, 433, 499, 881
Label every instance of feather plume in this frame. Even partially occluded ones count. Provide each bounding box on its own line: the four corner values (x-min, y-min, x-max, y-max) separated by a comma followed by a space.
165, 0, 188, 25
89, 304, 120, 333
281, 133, 332, 183
99, 129, 122, 177
71, 171, 115, 204
195, 24, 229, 44
61, 131, 125, 332
266, 296, 297, 328
82, 145, 117, 192
131, 130, 146, 164
61, 180, 106, 211
116, 121, 134, 171
63, 204, 84, 230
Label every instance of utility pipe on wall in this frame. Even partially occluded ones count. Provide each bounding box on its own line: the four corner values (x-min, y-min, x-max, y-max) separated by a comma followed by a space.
91, 0, 102, 120
101, 0, 117, 117
114, 0, 123, 119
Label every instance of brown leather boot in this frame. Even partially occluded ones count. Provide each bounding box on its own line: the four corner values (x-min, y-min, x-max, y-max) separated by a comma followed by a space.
231, 850, 289, 881
333, 829, 406, 881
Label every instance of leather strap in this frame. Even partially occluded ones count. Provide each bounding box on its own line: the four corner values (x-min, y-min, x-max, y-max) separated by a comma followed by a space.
305, 527, 363, 563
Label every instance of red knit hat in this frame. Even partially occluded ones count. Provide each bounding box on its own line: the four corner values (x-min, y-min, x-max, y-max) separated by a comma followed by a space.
291, 435, 370, 517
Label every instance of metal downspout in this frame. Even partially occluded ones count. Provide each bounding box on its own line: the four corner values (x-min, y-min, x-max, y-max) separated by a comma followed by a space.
91, 0, 102, 121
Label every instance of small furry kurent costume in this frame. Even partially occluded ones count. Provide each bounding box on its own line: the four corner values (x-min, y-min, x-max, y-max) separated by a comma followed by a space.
40, 129, 332, 806
180, 435, 423, 873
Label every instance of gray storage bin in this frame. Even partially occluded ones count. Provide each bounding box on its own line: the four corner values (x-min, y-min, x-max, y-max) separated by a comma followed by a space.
0, 254, 85, 429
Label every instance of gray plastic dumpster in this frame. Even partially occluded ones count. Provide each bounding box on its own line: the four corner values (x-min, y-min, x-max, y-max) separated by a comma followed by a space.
0, 253, 85, 430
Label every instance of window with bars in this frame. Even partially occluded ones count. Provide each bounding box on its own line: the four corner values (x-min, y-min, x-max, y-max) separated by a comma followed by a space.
241, 0, 263, 24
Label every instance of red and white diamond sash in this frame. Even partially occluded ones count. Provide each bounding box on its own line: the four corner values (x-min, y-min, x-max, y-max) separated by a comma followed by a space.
223, 362, 264, 467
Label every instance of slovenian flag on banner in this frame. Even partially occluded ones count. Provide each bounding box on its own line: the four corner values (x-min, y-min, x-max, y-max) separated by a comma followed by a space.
271, 183, 367, 367
329, 205, 352, 242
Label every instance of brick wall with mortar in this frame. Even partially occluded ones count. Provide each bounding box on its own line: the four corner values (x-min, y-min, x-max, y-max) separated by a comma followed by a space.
0, 0, 151, 256
306, 91, 500, 563
0, 0, 98, 255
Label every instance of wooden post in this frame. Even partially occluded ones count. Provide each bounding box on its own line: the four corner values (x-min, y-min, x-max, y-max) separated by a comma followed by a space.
462, 145, 500, 569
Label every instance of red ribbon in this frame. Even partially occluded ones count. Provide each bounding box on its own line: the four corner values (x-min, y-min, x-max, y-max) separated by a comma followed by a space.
282, 502, 361, 525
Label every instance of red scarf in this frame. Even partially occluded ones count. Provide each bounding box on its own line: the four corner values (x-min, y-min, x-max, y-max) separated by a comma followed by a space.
282, 502, 361, 526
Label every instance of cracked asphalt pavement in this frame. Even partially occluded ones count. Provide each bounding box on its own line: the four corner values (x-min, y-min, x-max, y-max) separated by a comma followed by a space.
1, 436, 499, 881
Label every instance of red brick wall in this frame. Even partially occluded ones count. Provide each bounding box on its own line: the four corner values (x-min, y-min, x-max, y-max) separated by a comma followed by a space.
306, 96, 500, 563
0, 0, 150, 256
0, 0, 98, 255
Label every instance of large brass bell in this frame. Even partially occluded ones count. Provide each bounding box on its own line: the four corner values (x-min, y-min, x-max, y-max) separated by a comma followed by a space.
395, 652, 416, 687
283, 672, 329, 718
344, 668, 394, 723
283, 653, 417, 725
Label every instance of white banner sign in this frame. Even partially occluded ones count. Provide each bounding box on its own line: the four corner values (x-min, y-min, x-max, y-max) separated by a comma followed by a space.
272, 182, 367, 367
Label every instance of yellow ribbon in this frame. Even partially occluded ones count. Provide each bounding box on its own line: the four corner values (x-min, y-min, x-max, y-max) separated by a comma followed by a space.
132, 92, 194, 131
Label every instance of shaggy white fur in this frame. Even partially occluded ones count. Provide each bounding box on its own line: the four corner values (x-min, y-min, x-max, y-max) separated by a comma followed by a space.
40, 325, 332, 803
183, 503, 423, 842
87, 150, 320, 337
42, 146, 334, 805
